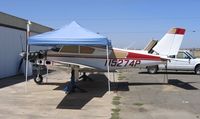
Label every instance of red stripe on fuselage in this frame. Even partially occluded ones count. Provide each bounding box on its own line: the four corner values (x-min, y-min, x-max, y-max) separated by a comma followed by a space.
126, 52, 161, 60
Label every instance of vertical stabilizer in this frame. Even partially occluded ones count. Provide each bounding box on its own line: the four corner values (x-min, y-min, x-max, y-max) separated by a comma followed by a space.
153, 28, 186, 56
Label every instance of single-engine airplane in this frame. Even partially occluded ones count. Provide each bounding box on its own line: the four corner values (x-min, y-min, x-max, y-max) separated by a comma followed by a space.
45, 27, 185, 72
20, 22, 185, 93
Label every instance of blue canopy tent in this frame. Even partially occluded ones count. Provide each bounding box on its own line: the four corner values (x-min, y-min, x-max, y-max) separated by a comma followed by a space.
26, 21, 111, 93
29, 21, 111, 46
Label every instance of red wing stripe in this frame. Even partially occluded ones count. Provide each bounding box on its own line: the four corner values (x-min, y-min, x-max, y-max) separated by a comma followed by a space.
127, 52, 161, 61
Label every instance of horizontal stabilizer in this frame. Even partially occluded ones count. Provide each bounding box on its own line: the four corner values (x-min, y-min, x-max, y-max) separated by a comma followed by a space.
144, 40, 158, 53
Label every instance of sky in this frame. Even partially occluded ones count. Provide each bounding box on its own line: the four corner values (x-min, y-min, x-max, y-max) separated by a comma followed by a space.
0, 0, 200, 49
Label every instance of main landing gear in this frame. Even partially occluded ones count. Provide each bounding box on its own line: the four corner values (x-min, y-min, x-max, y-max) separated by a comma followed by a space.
64, 68, 87, 94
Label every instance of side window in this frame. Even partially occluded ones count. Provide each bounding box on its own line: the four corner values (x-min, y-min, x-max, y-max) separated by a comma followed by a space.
60, 46, 79, 53
177, 52, 190, 59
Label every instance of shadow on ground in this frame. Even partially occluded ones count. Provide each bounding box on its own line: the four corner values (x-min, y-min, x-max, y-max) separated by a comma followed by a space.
128, 79, 198, 90
40, 74, 129, 109
0, 69, 55, 89
168, 79, 198, 90
0, 74, 33, 88
1, 72, 198, 110
52, 74, 130, 109
40, 74, 199, 110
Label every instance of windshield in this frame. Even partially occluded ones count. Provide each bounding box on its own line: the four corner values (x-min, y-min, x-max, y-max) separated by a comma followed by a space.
186, 51, 195, 59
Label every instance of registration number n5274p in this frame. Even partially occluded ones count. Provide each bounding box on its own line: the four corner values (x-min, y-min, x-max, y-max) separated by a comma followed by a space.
105, 59, 141, 67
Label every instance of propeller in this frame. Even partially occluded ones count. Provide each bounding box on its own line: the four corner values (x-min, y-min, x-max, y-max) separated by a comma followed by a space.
17, 31, 49, 75
17, 34, 46, 73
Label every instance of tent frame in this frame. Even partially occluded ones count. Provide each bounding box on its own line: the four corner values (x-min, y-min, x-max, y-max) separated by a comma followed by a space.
25, 21, 111, 93
106, 45, 110, 93
25, 20, 31, 92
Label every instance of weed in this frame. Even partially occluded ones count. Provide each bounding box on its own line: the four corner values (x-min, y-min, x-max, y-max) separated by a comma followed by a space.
133, 102, 144, 106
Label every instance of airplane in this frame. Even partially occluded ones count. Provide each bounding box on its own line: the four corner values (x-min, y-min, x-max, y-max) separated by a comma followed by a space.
20, 22, 185, 93
45, 27, 185, 71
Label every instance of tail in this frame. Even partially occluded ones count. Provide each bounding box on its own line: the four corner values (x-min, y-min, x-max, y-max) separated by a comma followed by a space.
152, 28, 186, 56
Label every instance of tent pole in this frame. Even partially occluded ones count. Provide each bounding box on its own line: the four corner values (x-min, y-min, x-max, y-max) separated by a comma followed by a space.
106, 45, 110, 94
25, 39, 29, 92
25, 20, 31, 92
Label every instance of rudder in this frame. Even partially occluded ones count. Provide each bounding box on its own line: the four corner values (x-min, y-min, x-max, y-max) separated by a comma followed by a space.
153, 28, 186, 56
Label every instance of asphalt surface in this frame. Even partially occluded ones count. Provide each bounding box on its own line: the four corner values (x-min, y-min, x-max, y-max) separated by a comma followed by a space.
0, 69, 113, 119
117, 69, 200, 119
0, 68, 200, 119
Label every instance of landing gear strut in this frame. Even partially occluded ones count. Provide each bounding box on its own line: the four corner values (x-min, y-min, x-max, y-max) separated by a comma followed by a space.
64, 68, 87, 94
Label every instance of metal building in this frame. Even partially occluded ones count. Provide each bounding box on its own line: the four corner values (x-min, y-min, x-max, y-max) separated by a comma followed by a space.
0, 12, 53, 78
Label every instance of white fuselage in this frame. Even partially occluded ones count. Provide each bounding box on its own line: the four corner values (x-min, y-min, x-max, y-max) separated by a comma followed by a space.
47, 47, 164, 71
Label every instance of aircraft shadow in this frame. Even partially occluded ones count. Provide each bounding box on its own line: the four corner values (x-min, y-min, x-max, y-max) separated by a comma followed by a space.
53, 74, 129, 109
128, 79, 198, 90
168, 79, 198, 90
54, 75, 199, 109
39, 75, 198, 110
1, 71, 198, 110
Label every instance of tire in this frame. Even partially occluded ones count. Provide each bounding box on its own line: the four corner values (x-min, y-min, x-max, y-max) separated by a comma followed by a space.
195, 65, 200, 75
34, 74, 43, 84
147, 65, 158, 74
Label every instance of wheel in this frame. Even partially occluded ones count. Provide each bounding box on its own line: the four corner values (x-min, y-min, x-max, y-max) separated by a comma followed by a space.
34, 74, 43, 84
147, 65, 158, 74
195, 65, 200, 75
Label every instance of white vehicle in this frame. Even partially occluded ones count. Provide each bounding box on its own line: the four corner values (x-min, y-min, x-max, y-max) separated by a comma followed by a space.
147, 50, 200, 74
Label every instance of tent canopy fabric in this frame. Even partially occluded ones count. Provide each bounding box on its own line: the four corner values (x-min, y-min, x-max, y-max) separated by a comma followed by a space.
28, 21, 111, 46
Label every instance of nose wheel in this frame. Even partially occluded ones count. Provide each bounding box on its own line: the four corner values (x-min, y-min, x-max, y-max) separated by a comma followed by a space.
34, 74, 43, 84
34, 65, 44, 84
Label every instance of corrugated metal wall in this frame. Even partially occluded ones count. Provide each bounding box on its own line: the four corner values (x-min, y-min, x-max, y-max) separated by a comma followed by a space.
0, 26, 26, 78
0, 12, 53, 78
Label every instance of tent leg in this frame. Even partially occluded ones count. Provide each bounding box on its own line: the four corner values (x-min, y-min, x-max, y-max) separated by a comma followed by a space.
46, 67, 48, 83
25, 20, 31, 93
106, 45, 111, 94
25, 42, 29, 93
